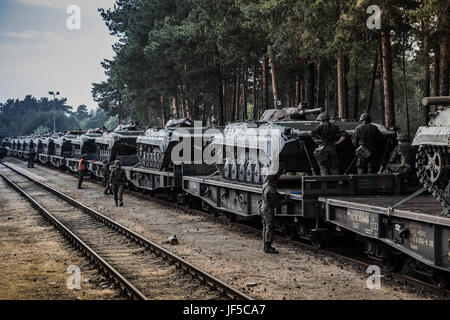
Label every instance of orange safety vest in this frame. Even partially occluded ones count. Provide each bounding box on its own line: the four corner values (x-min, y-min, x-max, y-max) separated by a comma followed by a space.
78, 159, 86, 171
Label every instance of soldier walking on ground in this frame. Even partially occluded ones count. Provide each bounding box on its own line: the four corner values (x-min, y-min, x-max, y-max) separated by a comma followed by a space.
260, 174, 280, 254
353, 113, 383, 174
311, 113, 348, 175
101, 160, 112, 195
383, 134, 417, 177
109, 160, 127, 207
77, 154, 88, 189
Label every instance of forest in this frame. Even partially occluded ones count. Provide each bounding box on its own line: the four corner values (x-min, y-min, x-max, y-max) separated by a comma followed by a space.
0, 95, 108, 137
92, 0, 450, 136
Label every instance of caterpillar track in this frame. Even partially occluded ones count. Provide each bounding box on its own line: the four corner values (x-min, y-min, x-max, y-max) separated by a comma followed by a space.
416, 145, 450, 216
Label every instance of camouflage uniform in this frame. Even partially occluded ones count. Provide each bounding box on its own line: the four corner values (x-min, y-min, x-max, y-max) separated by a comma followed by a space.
353, 117, 383, 174
101, 161, 112, 195
384, 135, 416, 177
311, 121, 348, 175
260, 175, 280, 254
109, 160, 127, 206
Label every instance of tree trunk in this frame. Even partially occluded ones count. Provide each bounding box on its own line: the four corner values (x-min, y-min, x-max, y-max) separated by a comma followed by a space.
366, 51, 378, 115
378, 43, 386, 126
235, 67, 241, 120
381, 30, 395, 128
440, 33, 450, 96
178, 85, 186, 118
222, 80, 227, 124
402, 50, 411, 137
325, 71, 329, 113
172, 95, 178, 118
253, 65, 258, 120
242, 67, 248, 120
317, 57, 324, 108
117, 95, 122, 126
217, 65, 224, 126
268, 46, 280, 109
306, 62, 315, 108
353, 80, 359, 120
337, 52, 346, 119
434, 47, 441, 97
231, 73, 236, 121
422, 31, 431, 125
262, 54, 269, 110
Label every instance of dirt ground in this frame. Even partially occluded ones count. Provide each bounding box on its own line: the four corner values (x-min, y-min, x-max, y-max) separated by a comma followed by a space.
1, 158, 448, 300
0, 174, 122, 300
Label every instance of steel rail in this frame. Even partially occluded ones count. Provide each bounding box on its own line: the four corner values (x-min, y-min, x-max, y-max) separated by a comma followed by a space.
0, 162, 252, 300
0, 169, 147, 300
7, 158, 450, 296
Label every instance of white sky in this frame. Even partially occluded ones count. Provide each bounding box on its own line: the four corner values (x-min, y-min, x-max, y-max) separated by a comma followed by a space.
0, 0, 117, 110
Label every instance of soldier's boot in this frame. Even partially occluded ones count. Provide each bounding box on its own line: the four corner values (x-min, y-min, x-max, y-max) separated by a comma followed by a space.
115, 201, 118, 207
264, 243, 279, 254
119, 202, 124, 207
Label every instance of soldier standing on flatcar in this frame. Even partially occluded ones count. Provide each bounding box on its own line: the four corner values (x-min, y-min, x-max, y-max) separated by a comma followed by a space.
101, 160, 112, 195
260, 174, 280, 254
311, 113, 348, 175
77, 154, 88, 189
353, 113, 383, 174
109, 160, 127, 207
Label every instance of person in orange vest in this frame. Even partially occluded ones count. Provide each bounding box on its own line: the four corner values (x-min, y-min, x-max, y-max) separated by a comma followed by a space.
77, 154, 88, 189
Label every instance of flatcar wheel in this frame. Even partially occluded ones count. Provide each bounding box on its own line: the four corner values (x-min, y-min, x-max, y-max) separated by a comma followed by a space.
431, 272, 448, 289
382, 251, 401, 273
310, 232, 328, 249
282, 225, 297, 241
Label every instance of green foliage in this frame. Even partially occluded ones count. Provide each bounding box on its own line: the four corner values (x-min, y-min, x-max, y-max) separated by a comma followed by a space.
92, 0, 449, 130
105, 115, 119, 131
0, 95, 106, 136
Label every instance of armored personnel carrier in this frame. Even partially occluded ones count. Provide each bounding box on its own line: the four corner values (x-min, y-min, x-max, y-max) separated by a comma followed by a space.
94, 123, 145, 165
136, 118, 216, 171
213, 105, 394, 184
413, 96, 450, 216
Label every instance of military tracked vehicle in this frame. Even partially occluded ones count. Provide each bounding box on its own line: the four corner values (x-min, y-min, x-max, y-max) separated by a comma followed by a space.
213, 105, 395, 184
136, 118, 216, 171
94, 123, 145, 166
413, 96, 450, 216
67, 128, 104, 161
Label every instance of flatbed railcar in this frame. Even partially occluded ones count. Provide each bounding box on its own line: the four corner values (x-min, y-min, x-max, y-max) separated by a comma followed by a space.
321, 194, 450, 285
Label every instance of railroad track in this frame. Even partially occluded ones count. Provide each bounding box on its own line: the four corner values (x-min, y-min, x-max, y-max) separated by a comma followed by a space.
5, 158, 450, 297
0, 162, 251, 301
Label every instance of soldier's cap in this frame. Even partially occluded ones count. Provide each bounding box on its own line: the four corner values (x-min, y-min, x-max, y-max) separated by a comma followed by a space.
317, 112, 330, 121
81, 154, 87, 159
359, 113, 371, 122
114, 160, 121, 166
397, 133, 410, 141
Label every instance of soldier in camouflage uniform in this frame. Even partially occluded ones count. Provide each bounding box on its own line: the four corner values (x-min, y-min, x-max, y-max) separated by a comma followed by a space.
101, 160, 112, 195
311, 113, 348, 175
353, 113, 383, 174
260, 174, 280, 254
383, 134, 416, 177
109, 160, 127, 207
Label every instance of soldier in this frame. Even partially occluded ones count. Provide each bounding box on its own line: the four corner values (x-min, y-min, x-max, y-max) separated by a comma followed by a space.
311, 113, 348, 175
383, 134, 416, 177
260, 174, 280, 254
101, 160, 112, 195
77, 154, 88, 189
27, 150, 36, 168
353, 113, 383, 174
109, 160, 127, 207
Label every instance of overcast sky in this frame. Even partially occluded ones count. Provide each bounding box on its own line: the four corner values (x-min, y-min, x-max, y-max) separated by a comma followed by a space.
0, 0, 117, 110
